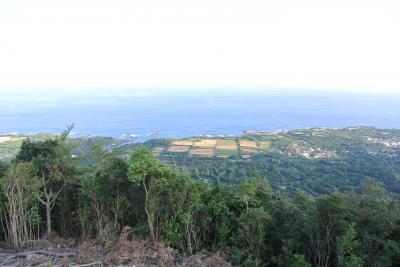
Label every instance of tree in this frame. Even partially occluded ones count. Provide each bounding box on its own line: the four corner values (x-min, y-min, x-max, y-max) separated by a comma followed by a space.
0, 163, 41, 248
128, 146, 171, 240
238, 207, 271, 263
180, 181, 210, 254
79, 150, 130, 241
305, 194, 348, 267
0, 161, 8, 178
336, 223, 363, 267
355, 180, 400, 267
16, 126, 76, 235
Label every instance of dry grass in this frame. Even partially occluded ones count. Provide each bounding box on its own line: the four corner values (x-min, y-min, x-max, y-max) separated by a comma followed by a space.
0, 136, 12, 143
167, 146, 190, 153
189, 149, 215, 157
216, 144, 238, 151
79, 227, 175, 266
193, 140, 217, 148
239, 141, 258, 148
0, 136, 26, 143
216, 139, 237, 146
178, 252, 232, 267
171, 140, 194, 146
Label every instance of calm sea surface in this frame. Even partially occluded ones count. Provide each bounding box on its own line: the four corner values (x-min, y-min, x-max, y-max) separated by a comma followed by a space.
1, 89, 400, 140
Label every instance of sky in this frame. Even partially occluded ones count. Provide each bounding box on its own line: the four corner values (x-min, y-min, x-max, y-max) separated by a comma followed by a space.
0, 0, 399, 93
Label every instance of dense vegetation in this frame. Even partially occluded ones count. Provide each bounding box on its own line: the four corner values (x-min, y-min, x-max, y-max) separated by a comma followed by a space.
1, 129, 400, 266
140, 127, 400, 197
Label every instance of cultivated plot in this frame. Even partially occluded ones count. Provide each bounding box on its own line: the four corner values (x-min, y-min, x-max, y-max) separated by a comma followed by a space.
167, 146, 190, 153
216, 139, 238, 150
189, 148, 215, 157
216, 149, 238, 158
171, 140, 194, 146
239, 141, 258, 148
193, 139, 217, 148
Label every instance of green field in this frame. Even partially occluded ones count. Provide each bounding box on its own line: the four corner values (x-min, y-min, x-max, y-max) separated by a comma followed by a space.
216, 149, 238, 158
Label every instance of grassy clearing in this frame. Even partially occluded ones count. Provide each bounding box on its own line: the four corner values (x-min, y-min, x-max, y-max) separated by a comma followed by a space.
216, 149, 238, 158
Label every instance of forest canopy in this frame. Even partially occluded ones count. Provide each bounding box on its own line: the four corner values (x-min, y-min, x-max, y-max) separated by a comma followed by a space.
0, 131, 399, 266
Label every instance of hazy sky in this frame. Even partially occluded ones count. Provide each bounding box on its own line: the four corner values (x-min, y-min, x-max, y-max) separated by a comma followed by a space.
0, 0, 399, 92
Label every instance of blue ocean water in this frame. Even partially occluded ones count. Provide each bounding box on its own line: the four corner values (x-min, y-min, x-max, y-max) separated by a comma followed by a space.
1, 89, 400, 140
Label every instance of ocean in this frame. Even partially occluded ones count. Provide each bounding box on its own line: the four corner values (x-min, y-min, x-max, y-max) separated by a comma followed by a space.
1, 89, 400, 140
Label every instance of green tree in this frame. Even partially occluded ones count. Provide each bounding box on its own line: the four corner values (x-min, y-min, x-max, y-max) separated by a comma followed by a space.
0, 163, 41, 247
128, 146, 171, 240
16, 126, 76, 235
79, 150, 130, 241
238, 207, 271, 264
336, 223, 363, 267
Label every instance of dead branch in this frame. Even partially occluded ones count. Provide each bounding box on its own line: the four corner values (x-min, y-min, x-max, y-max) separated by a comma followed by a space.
0, 249, 76, 258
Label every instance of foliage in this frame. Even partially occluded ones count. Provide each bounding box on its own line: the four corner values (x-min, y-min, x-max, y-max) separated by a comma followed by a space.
0, 128, 400, 266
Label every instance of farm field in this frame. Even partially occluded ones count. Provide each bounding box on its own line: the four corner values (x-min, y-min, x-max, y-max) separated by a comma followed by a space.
189, 148, 215, 157
167, 145, 190, 153
216, 139, 238, 151
154, 137, 268, 159
193, 139, 217, 148
239, 141, 258, 148
216, 149, 238, 158
171, 140, 193, 146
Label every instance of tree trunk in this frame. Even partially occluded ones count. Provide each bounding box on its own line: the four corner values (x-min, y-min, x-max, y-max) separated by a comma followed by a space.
143, 181, 155, 241
46, 196, 51, 235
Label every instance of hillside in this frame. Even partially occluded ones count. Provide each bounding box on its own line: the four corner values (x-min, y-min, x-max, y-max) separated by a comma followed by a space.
2, 126, 400, 197
1, 127, 399, 266
130, 126, 400, 197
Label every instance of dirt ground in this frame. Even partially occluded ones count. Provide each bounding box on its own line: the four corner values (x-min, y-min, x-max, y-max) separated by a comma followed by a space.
0, 229, 232, 267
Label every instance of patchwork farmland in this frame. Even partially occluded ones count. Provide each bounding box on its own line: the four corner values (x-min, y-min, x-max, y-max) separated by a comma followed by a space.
153, 137, 269, 159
